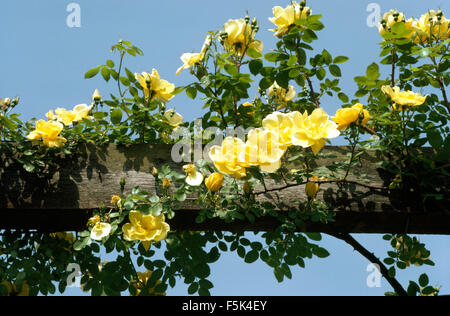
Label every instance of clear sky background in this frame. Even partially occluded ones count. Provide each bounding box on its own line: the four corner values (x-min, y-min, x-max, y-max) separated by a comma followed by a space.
1, 0, 449, 296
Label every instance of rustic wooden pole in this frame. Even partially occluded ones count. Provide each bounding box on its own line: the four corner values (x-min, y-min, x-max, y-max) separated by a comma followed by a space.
1, 144, 449, 234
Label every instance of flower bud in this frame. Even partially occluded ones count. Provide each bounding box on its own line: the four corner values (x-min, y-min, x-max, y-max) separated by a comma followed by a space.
92, 89, 102, 102
305, 181, 319, 198
145, 75, 151, 88
205, 172, 224, 192
120, 176, 126, 193
220, 32, 228, 40
245, 14, 250, 24
300, 0, 306, 8
251, 17, 258, 28
243, 181, 252, 195
152, 167, 158, 177
3, 98, 11, 107
162, 178, 171, 189
12, 96, 19, 106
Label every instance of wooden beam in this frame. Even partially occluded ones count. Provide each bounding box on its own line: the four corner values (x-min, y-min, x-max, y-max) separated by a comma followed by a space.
1, 144, 449, 234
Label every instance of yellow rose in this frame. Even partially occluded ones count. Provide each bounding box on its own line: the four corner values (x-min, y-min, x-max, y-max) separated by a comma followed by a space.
27, 120, 67, 148
162, 178, 171, 189
291, 108, 340, 155
87, 215, 101, 226
222, 18, 263, 57
242, 128, 286, 173
269, 1, 312, 37
90, 222, 112, 241
183, 164, 204, 186
332, 103, 371, 130
205, 172, 224, 192
413, 10, 450, 44
131, 270, 165, 296
262, 111, 298, 147
209, 137, 247, 178
176, 53, 204, 75
176, 36, 211, 75
135, 69, 175, 103
268, 81, 296, 108
381, 85, 427, 110
46, 110, 57, 121
55, 108, 77, 126
111, 195, 121, 205
122, 211, 170, 251
72, 104, 93, 123
164, 109, 184, 127
378, 10, 415, 39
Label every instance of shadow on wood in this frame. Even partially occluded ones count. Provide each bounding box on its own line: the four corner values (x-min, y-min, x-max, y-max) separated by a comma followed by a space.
1, 144, 449, 234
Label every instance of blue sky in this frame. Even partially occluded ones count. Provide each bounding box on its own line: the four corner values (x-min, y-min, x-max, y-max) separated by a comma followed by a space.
1, 0, 449, 296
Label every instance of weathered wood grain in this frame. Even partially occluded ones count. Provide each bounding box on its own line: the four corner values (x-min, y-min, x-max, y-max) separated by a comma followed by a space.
0, 144, 449, 234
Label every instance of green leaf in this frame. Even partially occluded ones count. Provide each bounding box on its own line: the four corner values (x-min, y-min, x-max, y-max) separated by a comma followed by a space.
302, 29, 318, 43
23, 164, 35, 173
322, 49, 332, 65
174, 192, 186, 202
421, 286, 435, 295
73, 237, 91, 251
264, 52, 281, 62
244, 250, 259, 263
151, 203, 163, 216
106, 59, 115, 68
312, 247, 330, 258
333, 56, 349, 64
110, 109, 123, 125
287, 55, 297, 66
125, 68, 136, 83
198, 288, 211, 296
199, 279, 213, 290
186, 87, 197, 99
383, 258, 395, 265
388, 266, 396, 278
218, 241, 228, 252
195, 263, 211, 279
305, 233, 322, 241
419, 274, 429, 287
274, 267, 284, 283
329, 64, 341, 77
316, 68, 326, 81
338, 92, 349, 103
407, 281, 420, 296
289, 68, 301, 78
120, 76, 130, 86
224, 63, 238, 76
427, 129, 443, 149
249, 59, 263, 75
259, 77, 273, 90
101, 67, 110, 82
247, 48, 262, 59
85, 66, 102, 79
391, 22, 413, 37
237, 246, 246, 258
366, 63, 380, 80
